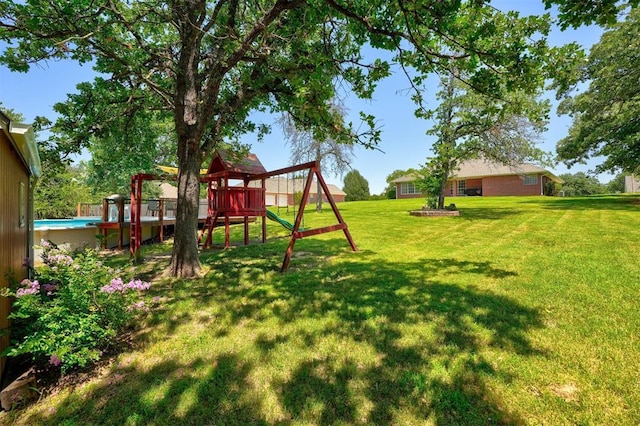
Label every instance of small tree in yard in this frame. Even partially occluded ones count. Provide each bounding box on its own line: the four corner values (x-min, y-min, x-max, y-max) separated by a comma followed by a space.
343, 170, 370, 201
414, 69, 550, 210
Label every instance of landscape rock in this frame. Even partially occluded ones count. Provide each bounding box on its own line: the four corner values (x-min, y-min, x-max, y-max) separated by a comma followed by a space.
0, 367, 37, 411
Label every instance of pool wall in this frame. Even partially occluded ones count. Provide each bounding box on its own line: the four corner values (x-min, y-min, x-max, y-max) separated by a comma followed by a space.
34, 226, 100, 258
34, 221, 160, 260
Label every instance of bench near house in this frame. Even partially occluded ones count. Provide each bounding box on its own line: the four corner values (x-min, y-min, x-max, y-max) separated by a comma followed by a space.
392, 159, 563, 199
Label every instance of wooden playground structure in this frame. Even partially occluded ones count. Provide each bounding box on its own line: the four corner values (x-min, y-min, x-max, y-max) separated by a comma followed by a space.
129, 150, 357, 271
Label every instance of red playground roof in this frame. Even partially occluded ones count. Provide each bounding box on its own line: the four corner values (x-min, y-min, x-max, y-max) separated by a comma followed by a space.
206, 149, 267, 179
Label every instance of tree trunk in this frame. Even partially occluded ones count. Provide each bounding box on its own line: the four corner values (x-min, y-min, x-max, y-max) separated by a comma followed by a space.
437, 179, 447, 210
169, 135, 202, 277
437, 161, 452, 210
316, 179, 323, 212
170, 7, 205, 278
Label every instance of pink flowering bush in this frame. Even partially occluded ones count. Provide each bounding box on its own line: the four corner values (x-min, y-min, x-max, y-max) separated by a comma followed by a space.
4, 242, 151, 373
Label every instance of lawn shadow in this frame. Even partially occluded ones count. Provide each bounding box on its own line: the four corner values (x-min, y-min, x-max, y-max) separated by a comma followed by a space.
15, 239, 543, 425
198, 248, 539, 423
453, 206, 524, 221
260, 255, 538, 424
521, 194, 640, 211
21, 355, 269, 425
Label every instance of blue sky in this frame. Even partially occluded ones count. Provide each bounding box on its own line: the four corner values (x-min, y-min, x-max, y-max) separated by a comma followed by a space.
0, 1, 611, 194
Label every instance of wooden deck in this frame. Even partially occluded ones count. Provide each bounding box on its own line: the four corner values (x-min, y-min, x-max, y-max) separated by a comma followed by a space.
95, 216, 254, 249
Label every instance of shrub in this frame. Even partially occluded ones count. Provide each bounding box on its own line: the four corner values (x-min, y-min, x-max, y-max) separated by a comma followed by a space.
544, 181, 558, 196
2, 242, 151, 373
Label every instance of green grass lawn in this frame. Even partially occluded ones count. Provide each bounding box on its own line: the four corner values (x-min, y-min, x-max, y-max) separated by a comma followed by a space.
3, 195, 639, 425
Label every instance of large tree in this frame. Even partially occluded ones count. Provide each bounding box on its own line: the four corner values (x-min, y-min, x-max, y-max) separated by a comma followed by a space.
607, 173, 627, 193
556, 7, 640, 175
1, 1, 569, 276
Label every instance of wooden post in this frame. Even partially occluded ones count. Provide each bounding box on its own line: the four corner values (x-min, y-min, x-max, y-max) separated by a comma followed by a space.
128, 173, 144, 256
243, 179, 249, 245
224, 177, 230, 247
117, 197, 124, 250
158, 199, 164, 242
315, 168, 358, 252
281, 168, 314, 272
101, 198, 108, 249
262, 178, 266, 243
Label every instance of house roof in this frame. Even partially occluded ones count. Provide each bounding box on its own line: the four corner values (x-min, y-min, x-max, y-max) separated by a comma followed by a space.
159, 182, 178, 199
242, 177, 346, 196
391, 159, 563, 184
391, 174, 418, 183
0, 111, 41, 178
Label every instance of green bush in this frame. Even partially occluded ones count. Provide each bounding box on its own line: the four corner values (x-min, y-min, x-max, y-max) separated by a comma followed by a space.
2, 242, 151, 373
544, 181, 558, 196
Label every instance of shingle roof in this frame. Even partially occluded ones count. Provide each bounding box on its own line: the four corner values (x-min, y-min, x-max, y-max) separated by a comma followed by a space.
391, 159, 562, 183
391, 174, 417, 183
454, 159, 559, 180
206, 149, 267, 177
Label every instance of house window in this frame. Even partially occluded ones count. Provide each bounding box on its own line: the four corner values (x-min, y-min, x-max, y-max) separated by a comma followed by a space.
524, 174, 538, 185
457, 180, 466, 195
449, 182, 454, 195
400, 182, 420, 195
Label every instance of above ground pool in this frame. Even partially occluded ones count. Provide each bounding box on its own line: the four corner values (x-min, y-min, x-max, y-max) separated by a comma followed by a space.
34, 217, 102, 229
34, 218, 103, 261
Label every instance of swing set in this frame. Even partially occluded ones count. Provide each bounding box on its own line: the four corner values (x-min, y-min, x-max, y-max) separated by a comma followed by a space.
129, 150, 357, 271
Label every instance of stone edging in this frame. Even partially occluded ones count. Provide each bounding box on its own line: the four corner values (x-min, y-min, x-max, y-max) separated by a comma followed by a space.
409, 209, 460, 217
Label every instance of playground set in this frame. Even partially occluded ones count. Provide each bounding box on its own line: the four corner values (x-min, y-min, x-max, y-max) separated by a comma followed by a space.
129, 150, 357, 271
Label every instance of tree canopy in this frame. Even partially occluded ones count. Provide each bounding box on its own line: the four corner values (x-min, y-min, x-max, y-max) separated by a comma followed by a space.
84, 114, 176, 197
544, 0, 639, 29
0, 0, 587, 276
343, 170, 370, 201
558, 172, 606, 196
556, 7, 640, 174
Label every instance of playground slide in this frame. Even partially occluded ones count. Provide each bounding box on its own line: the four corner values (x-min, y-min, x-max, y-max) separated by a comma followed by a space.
266, 209, 296, 231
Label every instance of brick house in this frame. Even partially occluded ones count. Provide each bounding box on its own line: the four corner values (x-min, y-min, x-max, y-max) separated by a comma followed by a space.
392, 159, 563, 199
